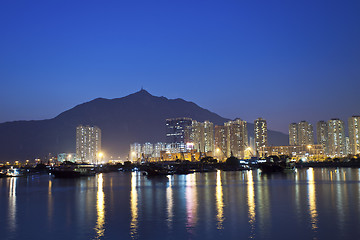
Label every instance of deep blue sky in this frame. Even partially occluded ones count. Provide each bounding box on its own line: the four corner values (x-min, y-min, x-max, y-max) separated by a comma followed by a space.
1, 0, 359, 134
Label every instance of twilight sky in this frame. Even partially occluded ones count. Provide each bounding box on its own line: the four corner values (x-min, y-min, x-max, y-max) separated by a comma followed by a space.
0, 0, 359, 134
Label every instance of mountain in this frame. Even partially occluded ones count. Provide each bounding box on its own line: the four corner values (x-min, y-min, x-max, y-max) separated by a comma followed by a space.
0, 90, 288, 161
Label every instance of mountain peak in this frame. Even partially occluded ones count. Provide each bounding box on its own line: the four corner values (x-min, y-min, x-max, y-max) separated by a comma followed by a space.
136, 88, 152, 96
123, 88, 154, 99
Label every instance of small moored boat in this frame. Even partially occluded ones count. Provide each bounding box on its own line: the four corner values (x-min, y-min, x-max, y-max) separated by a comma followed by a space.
51, 163, 96, 178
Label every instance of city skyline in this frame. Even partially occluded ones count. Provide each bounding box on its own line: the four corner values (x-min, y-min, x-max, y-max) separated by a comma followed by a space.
1, 1, 359, 134
130, 115, 359, 161
1, 1, 360, 240
0, 88, 358, 135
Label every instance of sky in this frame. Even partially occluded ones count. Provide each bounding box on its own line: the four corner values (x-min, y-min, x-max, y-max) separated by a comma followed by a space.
0, 0, 359, 134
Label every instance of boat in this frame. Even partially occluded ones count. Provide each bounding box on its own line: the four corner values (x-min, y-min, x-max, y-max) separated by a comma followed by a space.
4, 167, 28, 177
143, 163, 172, 177
220, 155, 250, 171
172, 164, 194, 175
51, 163, 96, 178
283, 162, 296, 173
0, 170, 7, 178
258, 161, 286, 173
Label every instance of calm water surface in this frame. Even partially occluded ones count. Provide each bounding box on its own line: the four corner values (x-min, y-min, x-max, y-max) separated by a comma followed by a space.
1, 168, 360, 240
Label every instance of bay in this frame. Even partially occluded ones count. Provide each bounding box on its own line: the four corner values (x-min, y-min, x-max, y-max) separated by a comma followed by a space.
0, 168, 359, 240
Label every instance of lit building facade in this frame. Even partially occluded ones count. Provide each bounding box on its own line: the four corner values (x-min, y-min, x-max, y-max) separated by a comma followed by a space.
154, 142, 166, 158
129, 142, 194, 161
289, 121, 314, 146
76, 125, 101, 164
214, 125, 228, 160
327, 119, 346, 157
142, 142, 154, 159
190, 120, 205, 152
130, 143, 142, 161
348, 116, 360, 155
254, 118, 267, 156
289, 123, 298, 145
166, 118, 192, 150
345, 137, 351, 156
262, 144, 325, 159
225, 119, 248, 159
203, 120, 214, 154
57, 153, 76, 163
184, 120, 214, 155
297, 121, 314, 146
316, 120, 328, 153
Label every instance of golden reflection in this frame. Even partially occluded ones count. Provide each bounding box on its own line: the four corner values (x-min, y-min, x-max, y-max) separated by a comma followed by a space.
166, 176, 174, 228
130, 172, 138, 239
94, 173, 105, 239
307, 168, 318, 231
8, 177, 17, 232
48, 180, 53, 221
215, 170, 224, 229
186, 173, 198, 230
247, 171, 256, 238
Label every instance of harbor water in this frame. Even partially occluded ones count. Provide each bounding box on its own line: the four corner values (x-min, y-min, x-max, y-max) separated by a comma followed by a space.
1, 168, 360, 239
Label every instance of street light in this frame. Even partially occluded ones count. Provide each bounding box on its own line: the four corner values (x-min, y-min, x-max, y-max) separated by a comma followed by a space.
98, 152, 104, 165
307, 145, 312, 159
131, 151, 136, 162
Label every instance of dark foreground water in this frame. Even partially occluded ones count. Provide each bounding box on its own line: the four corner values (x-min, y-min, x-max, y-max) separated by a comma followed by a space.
1, 168, 360, 240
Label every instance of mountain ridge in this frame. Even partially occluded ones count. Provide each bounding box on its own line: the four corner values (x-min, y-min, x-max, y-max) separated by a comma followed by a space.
0, 89, 288, 161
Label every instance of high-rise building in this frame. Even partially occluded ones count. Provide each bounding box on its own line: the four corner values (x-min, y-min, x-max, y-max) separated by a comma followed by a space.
130, 143, 142, 161
188, 120, 214, 154
345, 137, 351, 156
225, 119, 248, 159
154, 142, 166, 158
348, 116, 360, 155
289, 121, 314, 146
142, 142, 154, 158
76, 125, 101, 164
203, 120, 214, 154
254, 118, 267, 156
190, 120, 205, 152
316, 121, 328, 153
166, 118, 192, 147
289, 123, 298, 146
297, 121, 314, 146
327, 119, 346, 157
214, 125, 228, 159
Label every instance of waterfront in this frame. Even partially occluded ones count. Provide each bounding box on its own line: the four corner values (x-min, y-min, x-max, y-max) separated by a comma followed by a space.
1, 168, 360, 240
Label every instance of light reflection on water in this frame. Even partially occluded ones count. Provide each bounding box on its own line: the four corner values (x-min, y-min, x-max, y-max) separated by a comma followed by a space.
94, 173, 105, 239
8, 177, 17, 233
307, 168, 318, 233
166, 176, 174, 229
215, 170, 224, 229
186, 173, 198, 232
48, 179, 53, 224
1, 168, 360, 240
130, 172, 138, 239
247, 170, 256, 239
